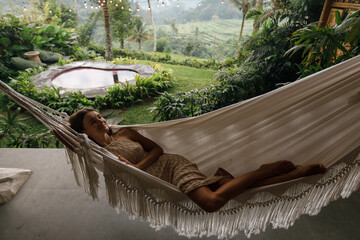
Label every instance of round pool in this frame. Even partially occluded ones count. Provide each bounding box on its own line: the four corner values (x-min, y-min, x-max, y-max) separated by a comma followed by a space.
52, 68, 138, 90
31, 61, 155, 98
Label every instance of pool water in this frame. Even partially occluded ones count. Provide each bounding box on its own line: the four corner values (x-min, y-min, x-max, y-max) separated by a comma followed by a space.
51, 68, 138, 90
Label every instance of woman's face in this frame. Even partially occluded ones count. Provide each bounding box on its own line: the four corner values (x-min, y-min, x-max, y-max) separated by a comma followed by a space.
82, 111, 110, 138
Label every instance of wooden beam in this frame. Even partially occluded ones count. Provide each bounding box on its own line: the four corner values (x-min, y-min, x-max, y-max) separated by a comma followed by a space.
332, 3, 360, 10
319, 0, 335, 27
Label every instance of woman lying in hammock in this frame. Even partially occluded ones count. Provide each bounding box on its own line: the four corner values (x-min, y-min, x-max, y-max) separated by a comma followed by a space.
69, 108, 327, 212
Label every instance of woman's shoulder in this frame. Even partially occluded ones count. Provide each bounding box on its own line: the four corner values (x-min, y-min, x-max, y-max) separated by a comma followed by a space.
112, 127, 135, 139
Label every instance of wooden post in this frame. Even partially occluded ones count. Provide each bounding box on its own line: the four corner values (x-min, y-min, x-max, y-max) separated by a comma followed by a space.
319, 0, 335, 27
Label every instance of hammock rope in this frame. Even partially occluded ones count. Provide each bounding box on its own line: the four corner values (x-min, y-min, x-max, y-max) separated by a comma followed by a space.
0, 56, 359, 239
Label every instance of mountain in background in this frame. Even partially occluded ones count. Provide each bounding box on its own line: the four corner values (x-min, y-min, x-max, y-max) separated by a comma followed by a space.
0, 0, 240, 23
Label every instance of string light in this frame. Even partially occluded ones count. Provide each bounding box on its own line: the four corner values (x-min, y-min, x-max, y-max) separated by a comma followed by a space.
221, 1, 224, 4
161, 1, 165, 7
69, 9, 72, 12
49, 10, 52, 13
121, 6, 124, 9
115, 3, 118, 6
23, 6, 27, 11
90, 4, 93, 8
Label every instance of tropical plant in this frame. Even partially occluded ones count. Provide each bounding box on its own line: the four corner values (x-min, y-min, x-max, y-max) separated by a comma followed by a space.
35, 0, 78, 28
286, 10, 360, 77
78, 10, 102, 46
0, 107, 30, 139
127, 19, 151, 50
87, 0, 113, 60
109, 0, 136, 49
228, 0, 253, 41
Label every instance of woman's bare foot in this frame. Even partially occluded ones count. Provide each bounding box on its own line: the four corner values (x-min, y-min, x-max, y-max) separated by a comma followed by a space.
250, 162, 327, 188
258, 160, 296, 178
291, 163, 327, 178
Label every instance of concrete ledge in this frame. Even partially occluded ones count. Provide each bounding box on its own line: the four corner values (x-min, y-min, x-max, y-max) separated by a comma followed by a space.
0, 148, 359, 240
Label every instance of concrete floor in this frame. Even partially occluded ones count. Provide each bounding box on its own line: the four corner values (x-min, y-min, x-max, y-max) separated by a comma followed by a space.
0, 148, 359, 240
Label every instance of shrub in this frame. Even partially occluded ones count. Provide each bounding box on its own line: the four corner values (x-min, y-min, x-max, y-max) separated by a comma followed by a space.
150, 64, 266, 121
4, 64, 175, 115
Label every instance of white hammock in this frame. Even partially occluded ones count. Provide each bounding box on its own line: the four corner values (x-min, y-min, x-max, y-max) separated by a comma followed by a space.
0, 56, 359, 239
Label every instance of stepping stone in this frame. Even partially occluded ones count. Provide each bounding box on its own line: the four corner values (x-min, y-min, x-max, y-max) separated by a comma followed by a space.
100, 109, 123, 117
107, 117, 124, 125
0, 168, 32, 205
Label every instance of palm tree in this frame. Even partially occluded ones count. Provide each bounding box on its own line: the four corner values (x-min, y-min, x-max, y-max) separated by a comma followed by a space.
89, 0, 113, 60
127, 21, 151, 50
228, 0, 253, 42
147, 0, 157, 52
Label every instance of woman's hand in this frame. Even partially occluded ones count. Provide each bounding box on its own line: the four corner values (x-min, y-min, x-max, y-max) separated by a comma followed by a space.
118, 156, 136, 167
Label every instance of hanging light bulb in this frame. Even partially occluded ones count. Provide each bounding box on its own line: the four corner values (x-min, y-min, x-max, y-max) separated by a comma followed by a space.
198, 3, 201, 7
110, 0, 113, 3
119, 0, 122, 2
221, 1, 224, 4
121, 6, 124, 9
161, 1, 164, 7
129, 7, 132, 11
49, 10, 52, 14
148, 7, 151, 11
177, 3, 179, 7
91, 4, 94, 8
69, 9, 72, 12
23, 6, 27, 11
115, 3, 118, 6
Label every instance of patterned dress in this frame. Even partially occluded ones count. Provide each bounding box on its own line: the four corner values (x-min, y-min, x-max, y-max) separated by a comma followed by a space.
104, 139, 233, 194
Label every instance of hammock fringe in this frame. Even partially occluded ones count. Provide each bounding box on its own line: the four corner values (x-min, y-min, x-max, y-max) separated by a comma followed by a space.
95, 147, 359, 239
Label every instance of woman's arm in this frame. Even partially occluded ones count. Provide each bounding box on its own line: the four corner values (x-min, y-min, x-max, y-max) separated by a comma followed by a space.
123, 128, 164, 170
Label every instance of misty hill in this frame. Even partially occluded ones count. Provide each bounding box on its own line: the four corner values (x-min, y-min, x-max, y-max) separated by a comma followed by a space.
0, 0, 241, 23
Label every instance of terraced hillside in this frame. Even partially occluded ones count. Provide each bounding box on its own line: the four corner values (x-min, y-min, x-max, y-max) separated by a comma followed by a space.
156, 19, 254, 44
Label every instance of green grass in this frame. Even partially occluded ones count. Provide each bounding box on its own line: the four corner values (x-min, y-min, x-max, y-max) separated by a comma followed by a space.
118, 61, 217, 125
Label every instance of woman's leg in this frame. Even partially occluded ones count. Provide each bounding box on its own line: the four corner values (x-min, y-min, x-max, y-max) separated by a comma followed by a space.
210, 163, 327, 191
187, 160, 296, 212
250, 162, 327, 188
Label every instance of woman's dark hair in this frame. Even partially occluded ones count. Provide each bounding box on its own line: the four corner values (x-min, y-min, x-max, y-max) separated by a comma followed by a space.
69, 108, 113, 139
69, 108, 95, 133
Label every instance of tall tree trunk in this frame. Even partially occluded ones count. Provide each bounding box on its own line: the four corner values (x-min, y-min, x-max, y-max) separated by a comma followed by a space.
239, 11, 247, 42
253, 0, 263, 33
102, 1, 113, 61
74, 0, 77, 14
74, 0, 78, 23
148, 0, 157, 52
138, 40, 141, 50
120, 39, 124, 49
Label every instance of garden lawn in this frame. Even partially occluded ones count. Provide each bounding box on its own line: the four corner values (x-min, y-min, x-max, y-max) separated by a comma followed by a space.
120, 60, 217, 125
